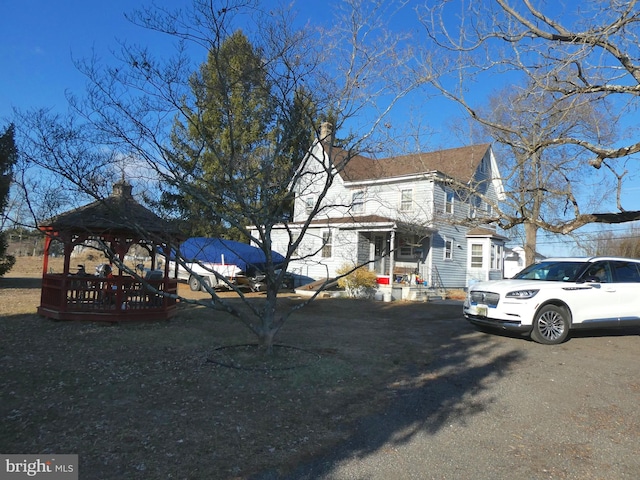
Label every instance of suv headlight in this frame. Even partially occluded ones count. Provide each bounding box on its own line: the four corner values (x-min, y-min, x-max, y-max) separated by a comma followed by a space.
506, 289, 539, 299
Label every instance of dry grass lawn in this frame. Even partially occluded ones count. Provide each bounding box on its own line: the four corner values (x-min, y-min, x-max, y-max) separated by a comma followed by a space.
1, 256, 464, 479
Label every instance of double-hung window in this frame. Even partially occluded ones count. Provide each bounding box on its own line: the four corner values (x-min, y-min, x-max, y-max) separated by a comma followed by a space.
305, 197, 315, 215
491, 244, 503, 270
471, 244, 483, 268
445, 190, 454, 214
444, 238, 453, 260
400, 189, 413, 211
322, 230, 332, 258
352, 191, 364, 213
470, 195, 480, 218
397, 235, 418, 260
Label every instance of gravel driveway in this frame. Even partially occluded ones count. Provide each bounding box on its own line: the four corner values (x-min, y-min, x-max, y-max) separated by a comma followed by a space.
254, 301, 640, 480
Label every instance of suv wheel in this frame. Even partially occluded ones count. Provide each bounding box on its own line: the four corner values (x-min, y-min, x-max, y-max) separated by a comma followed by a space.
531, 305, 570, 345
189, 275, 202, 291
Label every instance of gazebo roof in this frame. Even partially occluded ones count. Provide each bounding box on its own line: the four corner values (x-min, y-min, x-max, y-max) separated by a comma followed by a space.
40, 181, 181, 237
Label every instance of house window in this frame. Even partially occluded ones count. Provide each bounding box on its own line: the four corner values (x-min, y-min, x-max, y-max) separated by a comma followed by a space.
445, 190, 454, 214
444, 238, 453, 260
305, 196, 315, 214
400, 189, 413, 211
351, 191, 364, 213
471, 244, 483, 268
470, 195, 480, 218
397, 235, 419, 260
491, 244, 503, 270
322, 230, 332, 258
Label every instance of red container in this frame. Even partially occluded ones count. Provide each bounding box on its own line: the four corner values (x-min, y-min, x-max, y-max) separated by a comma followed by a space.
376, 276, 390, 285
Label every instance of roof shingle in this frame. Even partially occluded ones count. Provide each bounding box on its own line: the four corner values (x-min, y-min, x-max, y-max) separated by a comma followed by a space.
327, 143, 491, 183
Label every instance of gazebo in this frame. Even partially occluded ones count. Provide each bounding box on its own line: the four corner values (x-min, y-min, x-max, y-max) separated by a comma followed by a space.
38, 181, 183, 322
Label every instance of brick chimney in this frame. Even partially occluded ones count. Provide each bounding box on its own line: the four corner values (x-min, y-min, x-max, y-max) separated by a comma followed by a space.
320, 122, 334, 144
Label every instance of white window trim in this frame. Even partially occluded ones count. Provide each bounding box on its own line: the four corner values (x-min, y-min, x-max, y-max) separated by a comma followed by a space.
491, 244, 503, 270
305, 196, 315, 215
471, 243, 483, 268
470, 195, 480, 218
351, 191, 365, 213
322, 230, 333, 258
444, 238, 453, 260
397, 235, 419, 260
400, 189, 413, 212
445, 189, 454, 215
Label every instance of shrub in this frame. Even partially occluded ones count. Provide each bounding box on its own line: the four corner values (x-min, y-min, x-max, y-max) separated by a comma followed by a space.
336, 263, 379, 298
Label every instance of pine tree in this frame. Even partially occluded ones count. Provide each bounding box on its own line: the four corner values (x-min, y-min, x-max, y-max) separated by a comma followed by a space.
0, 124, 17, 276
163, 30, 314, 240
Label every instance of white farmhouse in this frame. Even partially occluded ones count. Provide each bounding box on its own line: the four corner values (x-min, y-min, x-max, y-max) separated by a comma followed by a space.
258, 126, 507, 290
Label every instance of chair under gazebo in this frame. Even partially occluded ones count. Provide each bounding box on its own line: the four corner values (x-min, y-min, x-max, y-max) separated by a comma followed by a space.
37, 181, 183, 322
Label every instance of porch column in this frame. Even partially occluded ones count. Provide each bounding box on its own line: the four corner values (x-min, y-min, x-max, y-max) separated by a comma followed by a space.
389, 230, 395, 280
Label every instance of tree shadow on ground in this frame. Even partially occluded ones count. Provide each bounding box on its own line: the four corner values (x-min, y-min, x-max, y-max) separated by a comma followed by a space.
251, 303, 524, 480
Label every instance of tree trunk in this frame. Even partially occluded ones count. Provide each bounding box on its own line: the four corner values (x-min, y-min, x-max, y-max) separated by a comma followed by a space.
524, 222, 538, 267
255, 288, 279, 355
257, 329, 276, 355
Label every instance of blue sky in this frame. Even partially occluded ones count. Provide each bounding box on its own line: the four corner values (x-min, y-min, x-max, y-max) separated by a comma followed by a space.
0, 1, 330, 119
2, 0, 639, 256
2, 0, 155, 119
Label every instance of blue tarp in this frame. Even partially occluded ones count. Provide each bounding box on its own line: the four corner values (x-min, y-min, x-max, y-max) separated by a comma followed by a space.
177, 237, 285, 274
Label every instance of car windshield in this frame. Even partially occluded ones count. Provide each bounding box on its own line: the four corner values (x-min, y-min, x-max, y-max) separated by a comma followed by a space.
513, 261, 586, 282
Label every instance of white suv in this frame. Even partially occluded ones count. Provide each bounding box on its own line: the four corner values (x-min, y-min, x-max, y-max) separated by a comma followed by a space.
463, 256, 640, 344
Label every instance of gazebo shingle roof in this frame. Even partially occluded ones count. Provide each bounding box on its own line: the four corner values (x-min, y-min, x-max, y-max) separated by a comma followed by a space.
41, 182, 180, 236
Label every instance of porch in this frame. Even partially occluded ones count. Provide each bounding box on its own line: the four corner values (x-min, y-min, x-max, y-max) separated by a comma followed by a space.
357, 228, 434, 288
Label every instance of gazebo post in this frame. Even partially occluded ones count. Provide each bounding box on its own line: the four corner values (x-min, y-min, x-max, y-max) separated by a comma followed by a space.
63, 241, 73, 275
41, 233, 52, 276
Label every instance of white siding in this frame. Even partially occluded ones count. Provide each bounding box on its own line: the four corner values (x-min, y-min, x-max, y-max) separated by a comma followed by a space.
281, 227, 360, 280
270, 143, 507, 288
293, 141, 437, 226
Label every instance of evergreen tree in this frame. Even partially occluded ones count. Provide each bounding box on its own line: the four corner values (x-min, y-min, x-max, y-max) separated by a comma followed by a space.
0, 124, 17, 276
163, 30, 314, 240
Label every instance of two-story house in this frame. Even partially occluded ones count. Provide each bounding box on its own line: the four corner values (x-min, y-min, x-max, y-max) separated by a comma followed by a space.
262, 125, 507, 290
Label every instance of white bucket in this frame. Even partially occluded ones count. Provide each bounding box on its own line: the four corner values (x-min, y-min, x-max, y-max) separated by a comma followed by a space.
383, 292, 392, 302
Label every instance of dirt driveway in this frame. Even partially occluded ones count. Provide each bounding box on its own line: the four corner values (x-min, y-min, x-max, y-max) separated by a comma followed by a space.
254, 309, 640, 480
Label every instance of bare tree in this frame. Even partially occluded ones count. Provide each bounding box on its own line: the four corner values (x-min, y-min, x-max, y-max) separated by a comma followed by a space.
13, 0, 427, 352
418, 0, 640, 239
473, 81, 621, 264
579, 227, 640, 257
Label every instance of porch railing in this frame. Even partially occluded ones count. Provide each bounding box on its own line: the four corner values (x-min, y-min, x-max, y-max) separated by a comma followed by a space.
39, 274, 178, 318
